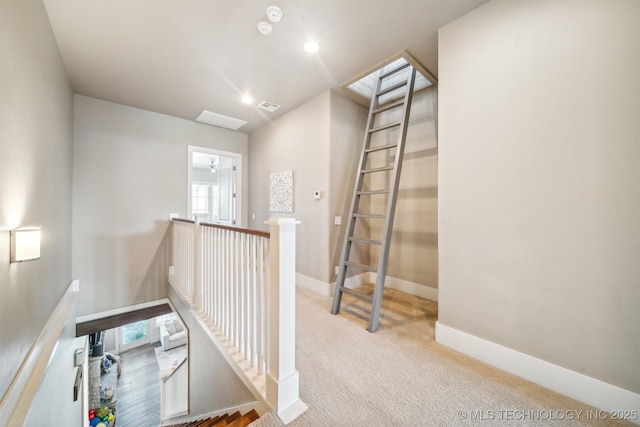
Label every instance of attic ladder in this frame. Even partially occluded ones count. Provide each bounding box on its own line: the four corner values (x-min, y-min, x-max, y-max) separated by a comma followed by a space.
331, 62, 417, 332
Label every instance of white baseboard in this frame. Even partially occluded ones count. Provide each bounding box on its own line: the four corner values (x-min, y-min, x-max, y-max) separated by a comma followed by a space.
435, 322, 640, 422
370, 273, 438, 302
342, 272, 370, 291
298, 271, 439, 302
296, 273, 332, 296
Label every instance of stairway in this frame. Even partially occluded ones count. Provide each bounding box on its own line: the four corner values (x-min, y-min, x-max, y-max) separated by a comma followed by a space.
164, 409, 259, 427
331, 60, 417, 333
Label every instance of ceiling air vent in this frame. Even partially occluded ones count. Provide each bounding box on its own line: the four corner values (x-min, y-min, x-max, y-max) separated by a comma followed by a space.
256, 101, 280, 112
195, 110, 247, 130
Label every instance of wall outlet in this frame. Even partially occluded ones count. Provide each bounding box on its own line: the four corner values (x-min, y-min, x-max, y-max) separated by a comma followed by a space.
169, 213, 179, 220
252, 213, 255, 220
314, 191, 321, 200
335, 266, 339, 275
334, 216, 341, 225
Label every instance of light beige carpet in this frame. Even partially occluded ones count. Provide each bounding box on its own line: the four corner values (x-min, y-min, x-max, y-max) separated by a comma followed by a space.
154, 344, 187, 372
251, 285, 633, 427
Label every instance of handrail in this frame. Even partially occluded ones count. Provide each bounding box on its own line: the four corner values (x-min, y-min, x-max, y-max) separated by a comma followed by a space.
161, 352, 188, 419
0, 281, 80, 425
173, 218, 195, 224
200, 221, 270, 239
171, 218, 270, 238
163, 356, 187, 382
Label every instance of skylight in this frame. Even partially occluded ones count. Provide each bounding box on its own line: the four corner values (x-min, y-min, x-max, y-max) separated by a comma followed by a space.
343, 53, 437, 105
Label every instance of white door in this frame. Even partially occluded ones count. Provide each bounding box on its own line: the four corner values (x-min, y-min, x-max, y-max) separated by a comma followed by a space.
217, 160, 236, 226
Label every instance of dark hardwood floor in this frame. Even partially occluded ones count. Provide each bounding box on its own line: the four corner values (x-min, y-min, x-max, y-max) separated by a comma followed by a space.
103, 343, 162, 427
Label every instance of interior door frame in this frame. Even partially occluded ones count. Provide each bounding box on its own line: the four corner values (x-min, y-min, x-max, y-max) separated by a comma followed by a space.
187, 145, 243, 227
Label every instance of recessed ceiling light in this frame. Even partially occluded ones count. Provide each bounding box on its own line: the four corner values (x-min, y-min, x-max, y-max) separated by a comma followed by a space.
303, 40, 320, 54
257, 21, 272, 35
266, 5, 283, 23
241, 95, 254, 105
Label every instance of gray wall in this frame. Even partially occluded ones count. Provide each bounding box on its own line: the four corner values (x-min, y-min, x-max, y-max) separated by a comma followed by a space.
438, 0, 639, 393
73, 96, 249, 316
169, 286, 256, 416
0, 0, 75, 406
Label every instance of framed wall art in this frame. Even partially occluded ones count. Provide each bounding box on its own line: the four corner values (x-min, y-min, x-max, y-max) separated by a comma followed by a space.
270, 170, 294, 213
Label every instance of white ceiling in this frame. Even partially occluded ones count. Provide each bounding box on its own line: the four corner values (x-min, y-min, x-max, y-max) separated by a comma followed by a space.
43, 0, 487, 134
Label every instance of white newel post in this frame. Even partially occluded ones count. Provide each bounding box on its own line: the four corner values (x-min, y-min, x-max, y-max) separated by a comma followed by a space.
193, 219, 203, 311
265, 218, 308, 424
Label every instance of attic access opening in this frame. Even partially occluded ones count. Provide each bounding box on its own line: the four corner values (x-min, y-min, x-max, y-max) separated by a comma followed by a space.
339, 51, 437, 106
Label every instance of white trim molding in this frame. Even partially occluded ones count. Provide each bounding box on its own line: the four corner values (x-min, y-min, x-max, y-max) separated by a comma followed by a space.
435, 322, 640, 423
298, 272, 438, 302
296, 273, 332, 296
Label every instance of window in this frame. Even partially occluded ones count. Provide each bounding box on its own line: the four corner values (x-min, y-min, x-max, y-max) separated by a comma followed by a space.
122, 320, 148, 345
192, 183, 209, 215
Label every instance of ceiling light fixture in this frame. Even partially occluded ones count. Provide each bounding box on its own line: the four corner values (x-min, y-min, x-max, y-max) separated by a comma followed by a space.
266, 5, 283, 23
303, 40, 320, 54
241, 95, 254, 105
257, 21, 272, 35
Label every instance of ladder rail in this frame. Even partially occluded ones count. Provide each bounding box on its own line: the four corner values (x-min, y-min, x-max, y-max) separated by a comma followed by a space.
331, 64, 418, 333
331, 69, 385, 315
368, 67, 416, 332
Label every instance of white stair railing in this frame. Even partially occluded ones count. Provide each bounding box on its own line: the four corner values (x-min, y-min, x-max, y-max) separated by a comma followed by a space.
169, 218, 307, 425
201, 224, 269, 376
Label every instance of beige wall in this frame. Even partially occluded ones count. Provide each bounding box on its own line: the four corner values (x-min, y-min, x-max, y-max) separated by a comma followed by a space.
73, 96, 249, 316
329, 92, 368, 281
249, 90, 368, 284
0, 0, 75, 406
369, 88, 439, 291
248, 91, 332, 282
438, 0, 639, 393
248, 87, 437, 291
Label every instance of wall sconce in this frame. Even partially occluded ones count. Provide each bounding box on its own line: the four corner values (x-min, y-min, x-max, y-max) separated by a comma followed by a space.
10, 227, 41, 263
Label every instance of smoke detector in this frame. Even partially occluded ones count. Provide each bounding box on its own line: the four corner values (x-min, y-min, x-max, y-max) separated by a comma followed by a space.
266, 5, 283, 23
257, 21, 272, 35
256, 101, 281, 112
